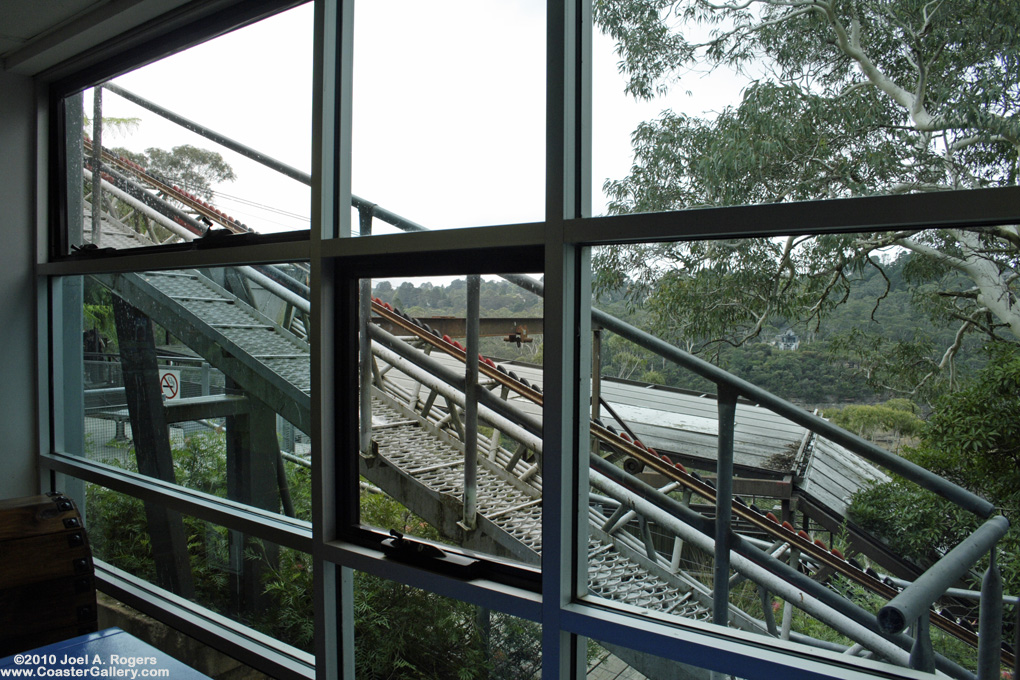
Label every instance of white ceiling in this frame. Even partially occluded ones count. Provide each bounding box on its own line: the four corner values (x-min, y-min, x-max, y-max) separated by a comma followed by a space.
0, 0, 194, 76
0, 0, 109, 60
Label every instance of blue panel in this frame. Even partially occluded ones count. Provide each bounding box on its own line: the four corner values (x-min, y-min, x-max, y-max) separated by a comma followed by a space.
0, 628, 212, 679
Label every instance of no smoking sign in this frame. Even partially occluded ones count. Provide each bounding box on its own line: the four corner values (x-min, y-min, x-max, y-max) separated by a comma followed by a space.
159, 369, 182, 401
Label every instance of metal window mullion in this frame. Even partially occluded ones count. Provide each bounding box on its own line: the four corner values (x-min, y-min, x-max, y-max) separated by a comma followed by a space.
95, 560, 314, 680
41, 451, 312, 551
544, 0, 590, 677
312, 0, 355, 676
563, 185, 1020, 245
463, 274, 480, 529
319, 540, 542, 623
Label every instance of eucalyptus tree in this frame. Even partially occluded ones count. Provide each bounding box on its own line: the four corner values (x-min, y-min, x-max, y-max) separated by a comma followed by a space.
116, 144, 236, 201
594, 0, 1020, 393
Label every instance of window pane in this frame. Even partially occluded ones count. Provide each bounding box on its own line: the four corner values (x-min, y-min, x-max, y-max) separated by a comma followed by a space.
66, 4, 313, 252
353, 570, 540, 679
71, 263, 311, 518
356, 274, 543, 566
593, 1, 1018, 216
351, 0, 546, 234
582, 227, 1018, 676
86, 487, 313, 653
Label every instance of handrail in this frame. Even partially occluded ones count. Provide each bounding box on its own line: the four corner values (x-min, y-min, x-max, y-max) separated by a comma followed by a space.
498, 272, 998, 520
879, 516, 1010, 634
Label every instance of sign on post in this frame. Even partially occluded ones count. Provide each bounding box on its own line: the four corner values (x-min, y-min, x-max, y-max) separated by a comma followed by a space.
159, 369, 182, 401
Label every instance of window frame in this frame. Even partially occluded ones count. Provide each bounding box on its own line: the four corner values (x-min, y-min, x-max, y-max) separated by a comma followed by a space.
35, 1, 1020, 679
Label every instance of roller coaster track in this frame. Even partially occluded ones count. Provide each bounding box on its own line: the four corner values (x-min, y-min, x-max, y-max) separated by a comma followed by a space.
84, 139, 1014, 677
370, 280, 1013, 672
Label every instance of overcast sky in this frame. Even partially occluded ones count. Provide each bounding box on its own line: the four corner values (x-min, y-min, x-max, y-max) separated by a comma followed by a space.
89, 1, 747, 237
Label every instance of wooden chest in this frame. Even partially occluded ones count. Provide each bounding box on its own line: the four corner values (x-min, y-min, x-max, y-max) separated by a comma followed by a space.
0, 493, 97, 657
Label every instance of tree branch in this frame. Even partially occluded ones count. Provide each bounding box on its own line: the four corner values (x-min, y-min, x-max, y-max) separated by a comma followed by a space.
894, 235, 968, 271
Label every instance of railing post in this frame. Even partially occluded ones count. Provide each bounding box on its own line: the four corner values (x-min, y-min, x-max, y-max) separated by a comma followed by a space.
1014, 599, 1019, 680
713, 385, 738, 626
977, 546, 1003, 680
781, 545, 798, 640
461, 274, 480, 530
358, 203, 374, 238
909, 614, 935, 673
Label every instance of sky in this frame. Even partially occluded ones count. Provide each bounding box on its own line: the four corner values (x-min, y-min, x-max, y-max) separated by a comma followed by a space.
88, 1, 748, 238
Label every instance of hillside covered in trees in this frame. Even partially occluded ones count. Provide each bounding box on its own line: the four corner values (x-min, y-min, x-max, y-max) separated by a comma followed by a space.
376, 251, 988, 408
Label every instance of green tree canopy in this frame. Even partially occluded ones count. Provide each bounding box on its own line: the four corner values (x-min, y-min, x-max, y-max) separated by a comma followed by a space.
115, 144, 236, 200
594, 0, 1020, 392
849, 344, 1020, 590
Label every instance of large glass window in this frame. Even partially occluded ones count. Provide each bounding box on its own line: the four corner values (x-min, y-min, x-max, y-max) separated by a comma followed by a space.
354, 273, 544, 567
592, 1, 1019, 216
351, 0, 546, 233
580, 225, 1019, 678
66, 4, 313, 252
41, 1, 1020, 679
70, 262, 311, 516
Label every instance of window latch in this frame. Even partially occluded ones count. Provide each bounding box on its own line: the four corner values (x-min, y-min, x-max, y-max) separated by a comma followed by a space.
380, 530, 480, 579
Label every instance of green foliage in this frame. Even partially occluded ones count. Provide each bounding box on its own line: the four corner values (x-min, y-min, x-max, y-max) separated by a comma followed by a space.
84, 277, 118, 351
353, 575, 489, 680
849, 346, 1020, 637
114, 144, 236, 201
824, 400, 923, 445
87, 432, 534, 673
594, 0, 1020, 392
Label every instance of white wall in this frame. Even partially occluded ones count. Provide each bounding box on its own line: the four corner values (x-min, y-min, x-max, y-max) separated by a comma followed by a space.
0, 68, 39, 499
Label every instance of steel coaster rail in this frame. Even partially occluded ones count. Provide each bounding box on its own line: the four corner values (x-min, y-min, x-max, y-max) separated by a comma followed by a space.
504, 272, 997, 520
590, 453, 978, 680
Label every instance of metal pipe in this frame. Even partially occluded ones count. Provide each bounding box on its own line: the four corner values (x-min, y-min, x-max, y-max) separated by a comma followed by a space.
591, 328, 602, 422
977, 549, 1003, 680
280, 452, 310, 468
352, 196, 428, 234
588, 452, 976, 680
359, 280, 373, 457
598, 397, 641, 445
252, 264, 311, 299
238, 266, 311, 314
909, 614, 935, 673
370, 344, 542, 454
96, 178, 197, 242
499, 271, 996, 520
89, 157, 208, 235
591, 307, 996, 519
885, 575, 1019, 605
713, 386, 738, 626
368, 324, 543, 439
462, 275, 480, 530
879, 516, 1010, 633
587, 465, 920, 670
103, 83, 313, 186
781, 547, 798, 640
91, 87, 103, 246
